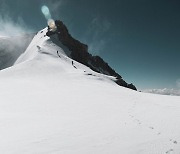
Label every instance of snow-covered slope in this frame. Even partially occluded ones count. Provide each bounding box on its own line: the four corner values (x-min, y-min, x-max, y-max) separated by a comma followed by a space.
0, 34, 34, 70
0, 28, 180, 154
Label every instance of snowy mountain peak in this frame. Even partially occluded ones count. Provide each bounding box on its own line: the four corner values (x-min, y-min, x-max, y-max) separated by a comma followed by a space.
14, 20, 137, 90
15, 28, 51, 64
0, 20, 180, 154
12, 26, 116, 86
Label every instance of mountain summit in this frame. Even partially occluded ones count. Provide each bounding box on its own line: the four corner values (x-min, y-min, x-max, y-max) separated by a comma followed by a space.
0, 22, 180, 154
0, 20, 136, 90
46, 20, 137, 90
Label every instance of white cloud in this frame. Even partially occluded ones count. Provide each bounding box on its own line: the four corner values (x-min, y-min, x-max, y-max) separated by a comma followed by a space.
83, 16, 112, 55
0, 3, 34, 69
143, 88, 180, 96
0, 16, 32, 37
88, 40, 106, 54
0, 11, 33, 56
176, 79, 180, 88
0, 2, 33, 37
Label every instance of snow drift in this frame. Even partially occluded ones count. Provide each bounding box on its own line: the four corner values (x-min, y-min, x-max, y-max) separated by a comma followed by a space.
0, 28, 180, 154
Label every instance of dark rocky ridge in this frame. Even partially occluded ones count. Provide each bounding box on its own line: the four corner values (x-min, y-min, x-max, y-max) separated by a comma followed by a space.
47, 20, 137, 91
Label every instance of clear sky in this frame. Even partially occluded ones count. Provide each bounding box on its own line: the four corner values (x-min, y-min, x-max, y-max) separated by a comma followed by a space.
0, 0, 180, 91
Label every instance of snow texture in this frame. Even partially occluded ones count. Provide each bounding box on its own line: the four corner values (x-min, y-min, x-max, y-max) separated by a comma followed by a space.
0, 28, 180, 154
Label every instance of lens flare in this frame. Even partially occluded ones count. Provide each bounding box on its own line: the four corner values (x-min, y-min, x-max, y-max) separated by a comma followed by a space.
41, 5, 51, 20
48, 19, 57, 31
41, 5, 56, 31
48, 19, 56, 29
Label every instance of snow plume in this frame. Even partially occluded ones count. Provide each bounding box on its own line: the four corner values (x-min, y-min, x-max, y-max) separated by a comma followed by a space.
143, 88, 180, 96
0, 15, 32, 37
0, 0, 33, 37
0, 13, 34, 69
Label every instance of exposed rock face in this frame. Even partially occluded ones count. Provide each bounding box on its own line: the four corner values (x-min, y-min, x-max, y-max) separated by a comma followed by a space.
47, 20, 137, 91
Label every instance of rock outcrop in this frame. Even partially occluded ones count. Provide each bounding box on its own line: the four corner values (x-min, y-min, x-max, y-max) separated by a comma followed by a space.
47, 20, 137, 91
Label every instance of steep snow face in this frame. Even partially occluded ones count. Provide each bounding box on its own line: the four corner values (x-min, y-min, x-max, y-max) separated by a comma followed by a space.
0, 29, 180, 154
15, 28, 58, 64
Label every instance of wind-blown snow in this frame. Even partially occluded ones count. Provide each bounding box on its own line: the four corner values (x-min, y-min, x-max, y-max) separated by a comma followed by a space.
0, 28, 180, 154
0, 34, 34, 70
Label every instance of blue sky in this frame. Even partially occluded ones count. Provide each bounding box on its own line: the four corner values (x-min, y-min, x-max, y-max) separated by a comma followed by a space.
0, 0, 180, 91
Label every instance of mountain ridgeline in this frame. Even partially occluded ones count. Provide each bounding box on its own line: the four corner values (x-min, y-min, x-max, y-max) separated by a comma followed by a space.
47, 20, 137, 91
